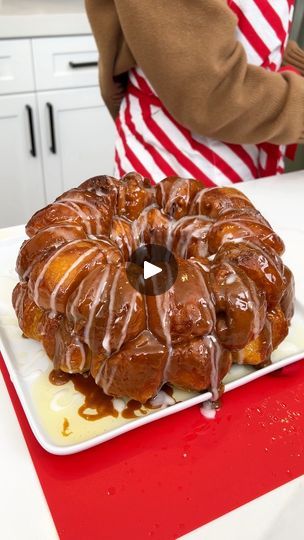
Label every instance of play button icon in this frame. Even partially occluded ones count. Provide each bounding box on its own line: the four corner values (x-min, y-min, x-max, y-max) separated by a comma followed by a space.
144, 261, 162, 280
126, 244, 178, 296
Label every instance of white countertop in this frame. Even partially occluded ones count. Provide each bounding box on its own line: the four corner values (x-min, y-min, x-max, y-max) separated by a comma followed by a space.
0, 0, 91, 39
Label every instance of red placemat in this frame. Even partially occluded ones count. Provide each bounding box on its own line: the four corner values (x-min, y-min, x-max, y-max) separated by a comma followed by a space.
1, 352, 304, 540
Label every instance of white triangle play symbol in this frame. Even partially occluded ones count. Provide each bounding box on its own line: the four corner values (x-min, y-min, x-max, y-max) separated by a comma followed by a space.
144, 260, 162, 280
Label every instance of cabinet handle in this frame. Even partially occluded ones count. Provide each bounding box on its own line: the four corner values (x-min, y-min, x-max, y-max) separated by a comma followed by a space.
26, 105, 37, 157
46, 102, 57, 154
69, 61, 98, 69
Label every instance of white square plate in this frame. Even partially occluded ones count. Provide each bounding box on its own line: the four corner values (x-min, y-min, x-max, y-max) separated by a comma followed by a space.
0, 173, 304, 455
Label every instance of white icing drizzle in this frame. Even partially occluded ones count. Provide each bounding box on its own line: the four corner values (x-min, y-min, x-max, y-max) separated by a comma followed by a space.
53, 201, 92, 235
23, 259, 39, 279
65, 346, 73, 372
159, 180, 167, 207
165, 215, 177, 254
149, 390, 175, 408
49, 246, 99, 313
247, 279, 264, 339
190, 187, 249, 215
224, 262, 263, 340
211, 217, 275, 251
113, 398, 126, 413
116, 288, 140, 351
111, 223, 124, 254
131, 203, 159, 245
59, 197, 103, 236
102, 268, 121, 353
22, 224, 84, 278
14, 285, 25, 314
33, 239, 83, 307
69, 277, 87, 322
83, 266, 110, 347
172, 215, 211, 258
99, 270, 134, 394
76, 337, 87, 372
226, 274, 236, 285
68, 248, 108, 321
189, 187, 213, 211
224, 237, 283, 295
207, 334, 222, 401
112, 218, 133, 259
64, 338, 86, 373
191, 261, 216, 328
193, 258, 210, 276
200, 400, 217, 419
155, 287, 173, 380
164, 177, 191, 215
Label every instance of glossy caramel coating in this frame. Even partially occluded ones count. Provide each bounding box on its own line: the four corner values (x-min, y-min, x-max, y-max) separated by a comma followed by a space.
214, 240, 285, 308
146, 258, 215, 345
67, 264, 146, 355
190, 187, 253, 218
118, 172, 155, 220
97, 330, 168, 402
79, 175, 121, 205
155, 176, 204, 219
26, 188, 113, 238
267, 306, 289, 350
12, 282, 45, 341
80, 172, 155, 221
208, 211, 285, 255
13, 175, 294, 403
133, 206, 172, 246
171, 216, 211, 258
208, 262, 267, 350
280, 266, 295, 323
42, 315, 91, 373
110, 216, 136, 260
167, 336, 232, 393
232, 319, 273, 366
16, 224, 86, 280
28, 239, 122, 313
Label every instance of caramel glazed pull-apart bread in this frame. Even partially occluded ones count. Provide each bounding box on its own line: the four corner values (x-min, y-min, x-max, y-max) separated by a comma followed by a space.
13, 173, 295, 403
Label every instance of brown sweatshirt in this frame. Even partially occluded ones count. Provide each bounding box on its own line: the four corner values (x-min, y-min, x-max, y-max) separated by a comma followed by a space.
85, 0, 304, 145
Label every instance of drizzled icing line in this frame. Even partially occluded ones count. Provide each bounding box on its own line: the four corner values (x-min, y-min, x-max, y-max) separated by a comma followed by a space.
58, 197, 104, 236
49, 246, 99, 314
83, 266, 111, 347
33, 239, 84, 307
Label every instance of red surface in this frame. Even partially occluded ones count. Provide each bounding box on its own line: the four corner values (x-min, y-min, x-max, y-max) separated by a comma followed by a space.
1, 352, 304, 540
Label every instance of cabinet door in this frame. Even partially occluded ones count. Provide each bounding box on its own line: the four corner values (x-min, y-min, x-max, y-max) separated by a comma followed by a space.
0, 94, 45, 228
37, 87, 116, 202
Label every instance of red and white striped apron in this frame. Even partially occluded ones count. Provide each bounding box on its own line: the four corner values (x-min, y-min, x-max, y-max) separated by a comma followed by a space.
114, 0, 295, 186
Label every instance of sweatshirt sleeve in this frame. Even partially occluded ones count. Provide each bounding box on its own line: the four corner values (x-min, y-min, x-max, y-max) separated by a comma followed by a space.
114, 0, 304, 145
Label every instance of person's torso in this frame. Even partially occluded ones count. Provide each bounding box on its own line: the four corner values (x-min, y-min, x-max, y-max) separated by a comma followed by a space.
115, 0, 295, 185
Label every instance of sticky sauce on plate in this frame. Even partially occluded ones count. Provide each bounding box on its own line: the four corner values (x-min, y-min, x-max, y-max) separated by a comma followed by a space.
49, 370, 177, 422
61, 417, 72, 437
50, 370, 118, 420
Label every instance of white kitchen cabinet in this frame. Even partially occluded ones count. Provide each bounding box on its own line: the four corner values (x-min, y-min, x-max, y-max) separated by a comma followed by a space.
0, 35, 117, 227
0, 93, 45, 227
32, 35, 99, 91
37, 86, 116, 202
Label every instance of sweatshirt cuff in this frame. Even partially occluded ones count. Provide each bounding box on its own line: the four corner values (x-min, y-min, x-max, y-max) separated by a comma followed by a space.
283, 41, 304, 77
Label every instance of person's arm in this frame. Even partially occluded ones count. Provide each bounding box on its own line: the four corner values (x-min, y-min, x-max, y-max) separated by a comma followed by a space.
284, 40, 304, 77
85, 0, 134, 119
113, 0, 304, 145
